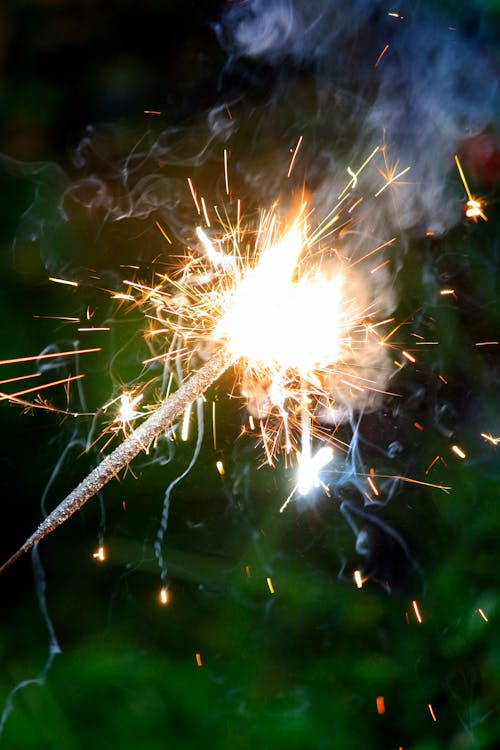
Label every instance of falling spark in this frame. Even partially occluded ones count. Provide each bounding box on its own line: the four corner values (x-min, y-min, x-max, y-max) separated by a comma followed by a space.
187, 177, 201, 214
159, 587, 169, 605
376, 696, 386, 714
287, 135, 303, 178
353, 570, 363, 588
92, 546, 105, 562
216, 460, 225, 476
366, 475, 379, 496
374, 44, 390, 67
412, 599, 423, 624
451, 444, 466, 459
195, 653, 203, 667
454, 155, 487, 221
428, 704, 437, 722
181, 401, 193, 441
267, 577, 275, 594
477, 608, 488, 622
223, 148, 230, 195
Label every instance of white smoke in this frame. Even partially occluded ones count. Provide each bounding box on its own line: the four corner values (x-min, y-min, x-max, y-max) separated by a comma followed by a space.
218, 0, 498, 235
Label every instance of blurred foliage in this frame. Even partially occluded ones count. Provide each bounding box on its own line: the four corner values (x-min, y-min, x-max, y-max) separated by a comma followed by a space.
0, 1, 499, 749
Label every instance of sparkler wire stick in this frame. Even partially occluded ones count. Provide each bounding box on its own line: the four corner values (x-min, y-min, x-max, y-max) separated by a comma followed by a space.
0, 346, 234, 575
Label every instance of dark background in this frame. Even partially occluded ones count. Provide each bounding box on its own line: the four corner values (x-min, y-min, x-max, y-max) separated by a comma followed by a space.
0, 1, 499, 748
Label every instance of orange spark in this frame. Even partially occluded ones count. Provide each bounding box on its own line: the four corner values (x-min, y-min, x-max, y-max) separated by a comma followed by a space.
454, 155, 487, 221
0, 348, 100, 367
187, 177, 201, 214
376, 696, 386, 714
375, 44, 390, 67
155, 220, 172, 244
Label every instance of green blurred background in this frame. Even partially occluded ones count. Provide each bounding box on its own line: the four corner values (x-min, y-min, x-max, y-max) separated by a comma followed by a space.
0, 1, 499, 749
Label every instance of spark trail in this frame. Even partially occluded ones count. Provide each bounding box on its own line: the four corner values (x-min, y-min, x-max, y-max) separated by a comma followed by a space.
0, 147, 407, 574
0, 347, 234, 575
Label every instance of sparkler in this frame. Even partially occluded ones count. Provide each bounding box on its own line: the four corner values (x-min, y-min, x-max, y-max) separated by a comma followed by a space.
0, 146, 407, 576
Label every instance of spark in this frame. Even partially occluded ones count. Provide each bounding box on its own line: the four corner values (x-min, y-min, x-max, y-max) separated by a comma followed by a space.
451, 444, 466, 459
401, 350, 416, 363
0, 374, 85, 404
159, 587, 170, 605
475, 341, 498, 347
412, 599, 423, 624
216, 460, 225, 476
0, 373, 41, 387
266, 577, 275, 594
212, 402, 217, 449
374, 44, 390, 67
33, 315, 81, 322
454, 155, 487, 221
201, 196, 211, 227
477, 608, 488, 622
77, 327, 110, 332
428, 704, 437, 722
425, 455, 441, 475
114, 391, 144, 431
0, 348, 100, 367
296, 445, 333, 497
353, 570, 364, 588
376, 696, 386, 714
287, 135, 303, 178
187, 177, 201, 214
92, 546, 105, 562
155, 221, 172, 244
181, 401, 193, 441
195, 653, 203, 667
224, 148, 230, 195
481, 433, 499, 446
366, 475, 379, 496
374, 165, 411, 197
49, 277, 79, 287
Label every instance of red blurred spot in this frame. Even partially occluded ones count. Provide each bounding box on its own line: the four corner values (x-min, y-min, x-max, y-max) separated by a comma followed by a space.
458, 132, 500, 185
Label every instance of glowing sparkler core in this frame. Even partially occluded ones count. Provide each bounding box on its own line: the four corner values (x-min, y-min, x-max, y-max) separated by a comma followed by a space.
214, 223, 347, 374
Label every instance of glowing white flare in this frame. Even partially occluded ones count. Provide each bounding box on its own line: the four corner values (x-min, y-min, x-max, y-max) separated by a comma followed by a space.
296, 445, 333, 495
215, 224, 346, 373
